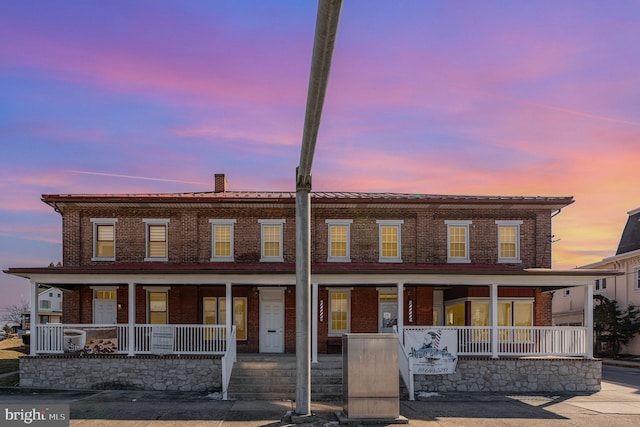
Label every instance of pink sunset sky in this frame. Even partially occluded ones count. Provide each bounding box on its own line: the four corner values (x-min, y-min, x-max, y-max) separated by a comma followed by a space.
1, 1, 639, 308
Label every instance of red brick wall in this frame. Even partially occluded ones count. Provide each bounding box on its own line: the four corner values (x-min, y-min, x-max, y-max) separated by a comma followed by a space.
534, 288, 553, 326
60, 204, 553, 268
62, 288, 80, 324
55, 200, 558, 353
284, 286, 296, 353
411, 287, 433, 326
350, 288, 378, 333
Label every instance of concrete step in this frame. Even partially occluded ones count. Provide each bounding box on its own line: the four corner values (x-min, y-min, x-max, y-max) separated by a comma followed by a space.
228, 354, 344, 401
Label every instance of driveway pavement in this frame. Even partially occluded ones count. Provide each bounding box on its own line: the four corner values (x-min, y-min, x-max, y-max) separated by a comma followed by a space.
2, 379, 640, 427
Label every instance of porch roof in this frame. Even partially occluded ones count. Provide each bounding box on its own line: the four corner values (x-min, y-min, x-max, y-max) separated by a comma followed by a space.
5, 262, 620, 287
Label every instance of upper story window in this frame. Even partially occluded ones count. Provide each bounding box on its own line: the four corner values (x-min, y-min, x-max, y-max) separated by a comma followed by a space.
377, 220, 403, 262
595, 278, 607, 291
40, 300, 51, 309
446, 220, 471, 263
496, 220, 522, 263
259, 219, 285, 262
144, 219, 169, 261
210, 219, 236, 262
91, 218, 117, 261
326, 220, 352, 262
635, 267, 640, 291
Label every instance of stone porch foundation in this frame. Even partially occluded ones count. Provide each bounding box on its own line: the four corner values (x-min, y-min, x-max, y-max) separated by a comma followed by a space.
20, 355, 222, 392
414, 357, 601, 393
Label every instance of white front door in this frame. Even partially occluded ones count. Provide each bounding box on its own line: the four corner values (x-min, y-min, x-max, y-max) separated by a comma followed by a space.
259, 288, 285, 353
93, 299, 117, 324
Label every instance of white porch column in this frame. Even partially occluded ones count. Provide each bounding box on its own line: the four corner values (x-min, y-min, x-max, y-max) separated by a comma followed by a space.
128, 283, 135, 356
312, 282, 318, 363
585, 283, 594, 359
226, 283, 232, 338
397, 283, 404, 344
29, 280, 38, 356
490, 283, 499, 359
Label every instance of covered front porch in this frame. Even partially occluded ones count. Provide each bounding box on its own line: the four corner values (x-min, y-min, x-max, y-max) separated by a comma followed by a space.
10, 265, 619, 397
20, 267, 613, 360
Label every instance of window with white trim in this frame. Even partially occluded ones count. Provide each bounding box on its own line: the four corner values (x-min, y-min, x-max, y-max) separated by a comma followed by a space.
595, 278, 607, 292
144, 219, 169, 261
448, 298, 533, 341
326, 220, 352, 262
210, 219, 236, 261
446, 220, 471, 263
259, 219, 285, 262
147, 290, 168, 324
496, 220, 522, 263
203, 296, 247, 340
91, 218, 117, 261
329, 290, 350, 335
377, 220, 403, 262
635, 267, 640, 291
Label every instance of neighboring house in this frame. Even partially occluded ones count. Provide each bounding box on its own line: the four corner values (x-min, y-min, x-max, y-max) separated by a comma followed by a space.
38, 286, 63, 324
6, 174, 614, 395
553, 207, 640, 355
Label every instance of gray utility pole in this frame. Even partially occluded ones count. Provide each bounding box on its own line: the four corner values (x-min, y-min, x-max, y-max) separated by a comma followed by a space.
296, 0, 342, 417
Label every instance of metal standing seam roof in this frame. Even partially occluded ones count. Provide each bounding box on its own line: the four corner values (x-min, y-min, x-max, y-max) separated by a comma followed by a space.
41, 191, 575, 207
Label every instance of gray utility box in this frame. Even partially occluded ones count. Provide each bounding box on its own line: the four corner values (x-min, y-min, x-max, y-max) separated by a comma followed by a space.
342, 333, 399, 419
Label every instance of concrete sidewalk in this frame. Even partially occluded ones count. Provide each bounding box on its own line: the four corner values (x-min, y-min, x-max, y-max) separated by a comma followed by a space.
2, 379, 640, 427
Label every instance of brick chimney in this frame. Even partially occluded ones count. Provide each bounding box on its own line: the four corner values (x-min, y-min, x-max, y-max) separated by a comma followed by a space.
214, 174, 227, 193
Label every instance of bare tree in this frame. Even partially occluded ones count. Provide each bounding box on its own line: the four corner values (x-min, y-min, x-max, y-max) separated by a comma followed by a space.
1, 298, 30, 325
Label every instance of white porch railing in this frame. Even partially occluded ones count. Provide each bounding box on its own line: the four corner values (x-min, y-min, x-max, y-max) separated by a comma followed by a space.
35, 324, 229, 355
221, 326, 237, 400
401, 326, 588, 357
396, 326, 588, 401
396, 335, 415, 401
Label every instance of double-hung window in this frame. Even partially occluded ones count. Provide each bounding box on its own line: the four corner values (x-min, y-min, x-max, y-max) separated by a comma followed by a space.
329, 290, 350, 336
146, 287, 169, 324
635, 267, 640, 291
210, 219, 236, 261
377, 220, 403, 262
496, 220, 522, 263
326, 220, 352, 262
91, 218, 117, 261
259, 219, 285, 262
446, 220, 471, 263
144, 219, 169, 261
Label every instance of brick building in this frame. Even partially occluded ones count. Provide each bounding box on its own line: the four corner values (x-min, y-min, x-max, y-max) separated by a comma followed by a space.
6, 174, 616, 394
